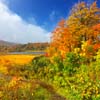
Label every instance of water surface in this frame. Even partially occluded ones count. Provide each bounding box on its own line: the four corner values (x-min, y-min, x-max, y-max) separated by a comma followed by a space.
9, 51, 46, 55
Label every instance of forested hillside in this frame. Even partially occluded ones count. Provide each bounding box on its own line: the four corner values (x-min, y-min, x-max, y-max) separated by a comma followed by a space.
0, 41, 49, 53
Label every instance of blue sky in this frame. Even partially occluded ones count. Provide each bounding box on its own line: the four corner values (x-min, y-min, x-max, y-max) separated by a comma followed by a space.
6, 0, 75, 31
6, 0, 100, 31
0, 0, 100, 43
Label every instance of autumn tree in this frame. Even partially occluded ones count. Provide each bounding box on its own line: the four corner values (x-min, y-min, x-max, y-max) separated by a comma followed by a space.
50, 19, 77, 57
49, 1, 100, 58
67, 1, 100, 43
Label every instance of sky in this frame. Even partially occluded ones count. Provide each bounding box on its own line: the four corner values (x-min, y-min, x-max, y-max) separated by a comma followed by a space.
0, 0, 100, 43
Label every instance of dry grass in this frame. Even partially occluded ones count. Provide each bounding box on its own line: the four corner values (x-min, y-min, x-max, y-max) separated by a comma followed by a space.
0, 55, 34, 74
0, 54, 34, 65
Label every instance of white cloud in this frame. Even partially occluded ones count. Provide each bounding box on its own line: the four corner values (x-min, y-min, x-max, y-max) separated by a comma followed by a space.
0, 1, 51, 43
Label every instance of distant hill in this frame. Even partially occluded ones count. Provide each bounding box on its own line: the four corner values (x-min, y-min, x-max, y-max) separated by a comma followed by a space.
0, 40, 49, 53
0, 40, 17, 46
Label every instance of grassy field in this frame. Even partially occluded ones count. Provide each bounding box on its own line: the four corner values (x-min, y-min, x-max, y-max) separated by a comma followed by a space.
0, 55, 54, 100
0, 54, 34, 74
0, 54, 34, 65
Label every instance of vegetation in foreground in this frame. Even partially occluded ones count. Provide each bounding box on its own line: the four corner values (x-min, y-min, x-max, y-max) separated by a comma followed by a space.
0, 1, 100, 100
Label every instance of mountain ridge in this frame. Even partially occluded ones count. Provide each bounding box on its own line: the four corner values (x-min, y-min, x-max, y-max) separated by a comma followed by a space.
0, 40, 17, 46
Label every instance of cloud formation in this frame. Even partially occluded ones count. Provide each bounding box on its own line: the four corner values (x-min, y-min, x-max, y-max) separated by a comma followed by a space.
0, 0, 50, 43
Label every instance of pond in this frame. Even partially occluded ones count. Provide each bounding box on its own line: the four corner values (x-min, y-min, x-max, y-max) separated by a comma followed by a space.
9, 51, 46, 55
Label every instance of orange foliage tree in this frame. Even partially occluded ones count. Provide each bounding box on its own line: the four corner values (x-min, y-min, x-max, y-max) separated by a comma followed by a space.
50, 19, 78, 57
92, 24, 100, 51
49, 1, 100, 58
